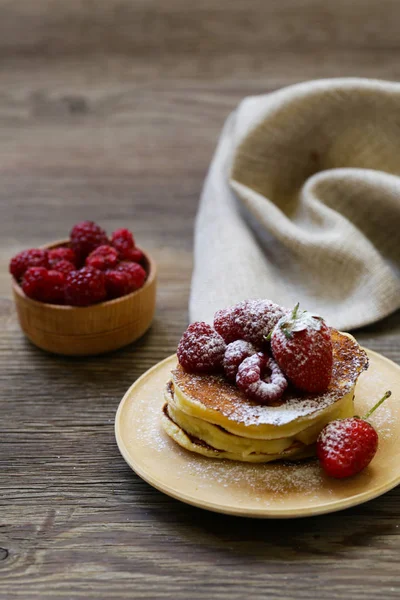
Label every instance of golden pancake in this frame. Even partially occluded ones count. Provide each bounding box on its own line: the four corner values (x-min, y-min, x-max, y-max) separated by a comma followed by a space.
170, 331, 367, 441
161, 402, 316, 463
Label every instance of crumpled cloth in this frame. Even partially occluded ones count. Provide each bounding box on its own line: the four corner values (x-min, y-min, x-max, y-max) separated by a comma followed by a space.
190, 78, 400, 330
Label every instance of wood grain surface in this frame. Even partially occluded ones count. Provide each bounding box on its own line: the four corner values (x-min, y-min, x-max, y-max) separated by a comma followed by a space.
1, 1, 400, 598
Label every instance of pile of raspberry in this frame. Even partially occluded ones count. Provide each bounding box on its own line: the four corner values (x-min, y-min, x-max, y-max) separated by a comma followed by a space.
177, 299, 333, 405
9, 221, 147, 306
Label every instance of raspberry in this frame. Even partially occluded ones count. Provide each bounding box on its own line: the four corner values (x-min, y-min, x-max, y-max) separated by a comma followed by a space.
22, 267, 65, 304
117, 262, 147, 291
48, 247, 77, 268
70, 221, 108, 264
53, 259, 76, 276
214, 306, 241, 343
123, 247, 144, 264
177, 322, 226, 374
236, 352, 288, 404
64, 267, 107, 306
214, 300, 285, 347
271, 304, 333, 393
9, 249, 49, 281
232, 299, 286, 347
111, 228, 135, 259
105, 269, 132, 299
85, 245, 119, 271
223, 340, 257, 381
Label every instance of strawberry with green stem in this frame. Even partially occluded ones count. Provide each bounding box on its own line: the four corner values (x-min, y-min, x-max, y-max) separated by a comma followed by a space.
268, 303, 333, 393
317, 391, 392, 478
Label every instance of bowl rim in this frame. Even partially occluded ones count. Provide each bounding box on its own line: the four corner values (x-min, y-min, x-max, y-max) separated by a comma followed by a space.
11, 239, 157, 311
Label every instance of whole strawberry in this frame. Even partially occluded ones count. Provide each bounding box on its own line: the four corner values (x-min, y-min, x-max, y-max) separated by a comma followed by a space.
270, 303, 333, 393
317, 391, 391, 478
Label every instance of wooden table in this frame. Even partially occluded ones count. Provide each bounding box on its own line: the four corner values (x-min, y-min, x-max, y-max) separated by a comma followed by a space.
1, 2, 400, 598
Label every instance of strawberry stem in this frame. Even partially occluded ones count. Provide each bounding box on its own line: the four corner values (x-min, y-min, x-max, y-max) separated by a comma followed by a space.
291, 302, 300, 320
363, 390, 392, 420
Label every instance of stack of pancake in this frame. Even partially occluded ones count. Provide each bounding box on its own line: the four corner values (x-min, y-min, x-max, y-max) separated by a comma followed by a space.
161, 330, 368, 463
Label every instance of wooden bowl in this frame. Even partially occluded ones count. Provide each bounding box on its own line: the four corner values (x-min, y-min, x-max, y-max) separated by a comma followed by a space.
11, 240, 157, 356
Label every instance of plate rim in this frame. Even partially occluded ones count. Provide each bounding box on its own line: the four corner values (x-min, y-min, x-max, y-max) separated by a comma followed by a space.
115, 349, 400, 518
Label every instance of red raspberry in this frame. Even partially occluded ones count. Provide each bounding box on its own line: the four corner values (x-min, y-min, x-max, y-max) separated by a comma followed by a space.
223, 340, 257, 381
9, 249, 49, 281
85, 245, 119, 271
117, 262, 147, 291
48, 247, 77, 268
64, 267, 107, 306
214, 306, 241, 343
214, 300, 285, 347
270, 303, 333, 393
232, 299, 286, 347
317, 391, 391, 478
105, 269, 132, 299
123, 247, 144, 264
70, 221, 108, 264
236, 352, 288, 404
177, 322, 226, 374
22, 267, 65, 304
53, 259, 76, 276
111, 228, 135, 259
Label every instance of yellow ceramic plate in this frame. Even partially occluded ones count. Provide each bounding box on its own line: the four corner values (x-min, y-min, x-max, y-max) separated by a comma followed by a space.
115, 350, 400, 518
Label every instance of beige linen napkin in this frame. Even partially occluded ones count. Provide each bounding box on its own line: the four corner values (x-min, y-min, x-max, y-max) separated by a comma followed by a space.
190, 78, 400, 331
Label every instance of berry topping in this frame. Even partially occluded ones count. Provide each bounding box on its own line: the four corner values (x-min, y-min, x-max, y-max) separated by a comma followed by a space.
22, 267, 65, 304
232, 299, 286, 347
223, 340, 257, 381
10, 249, 49, 281
317, 391, 391, 478
177, 322, 226, 374
214, 300, 285, 347
116, 261, 147, 291
53, 259, 76, 276
64, 266, 107, 306
270, 303, 333, 393
70, 221, 108, 263
85, 245, 119, 271
111, 228, 135, 259
48, 247, 77, 268
105, 269, 132, 299
214, 306, 241, 343
236, 352, 288, 404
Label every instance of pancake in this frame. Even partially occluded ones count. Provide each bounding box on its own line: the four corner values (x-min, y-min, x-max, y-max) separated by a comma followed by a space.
161, 402, 316, 463
164, 379, 355, 457
170, 331, 368, 441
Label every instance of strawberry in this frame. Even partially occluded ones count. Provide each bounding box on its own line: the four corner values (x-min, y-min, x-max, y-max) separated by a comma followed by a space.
317, 391, 392, 478
269, 303, 333, 393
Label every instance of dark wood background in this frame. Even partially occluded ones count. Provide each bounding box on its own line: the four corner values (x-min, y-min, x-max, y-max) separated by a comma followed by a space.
1, 1, 400, 598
